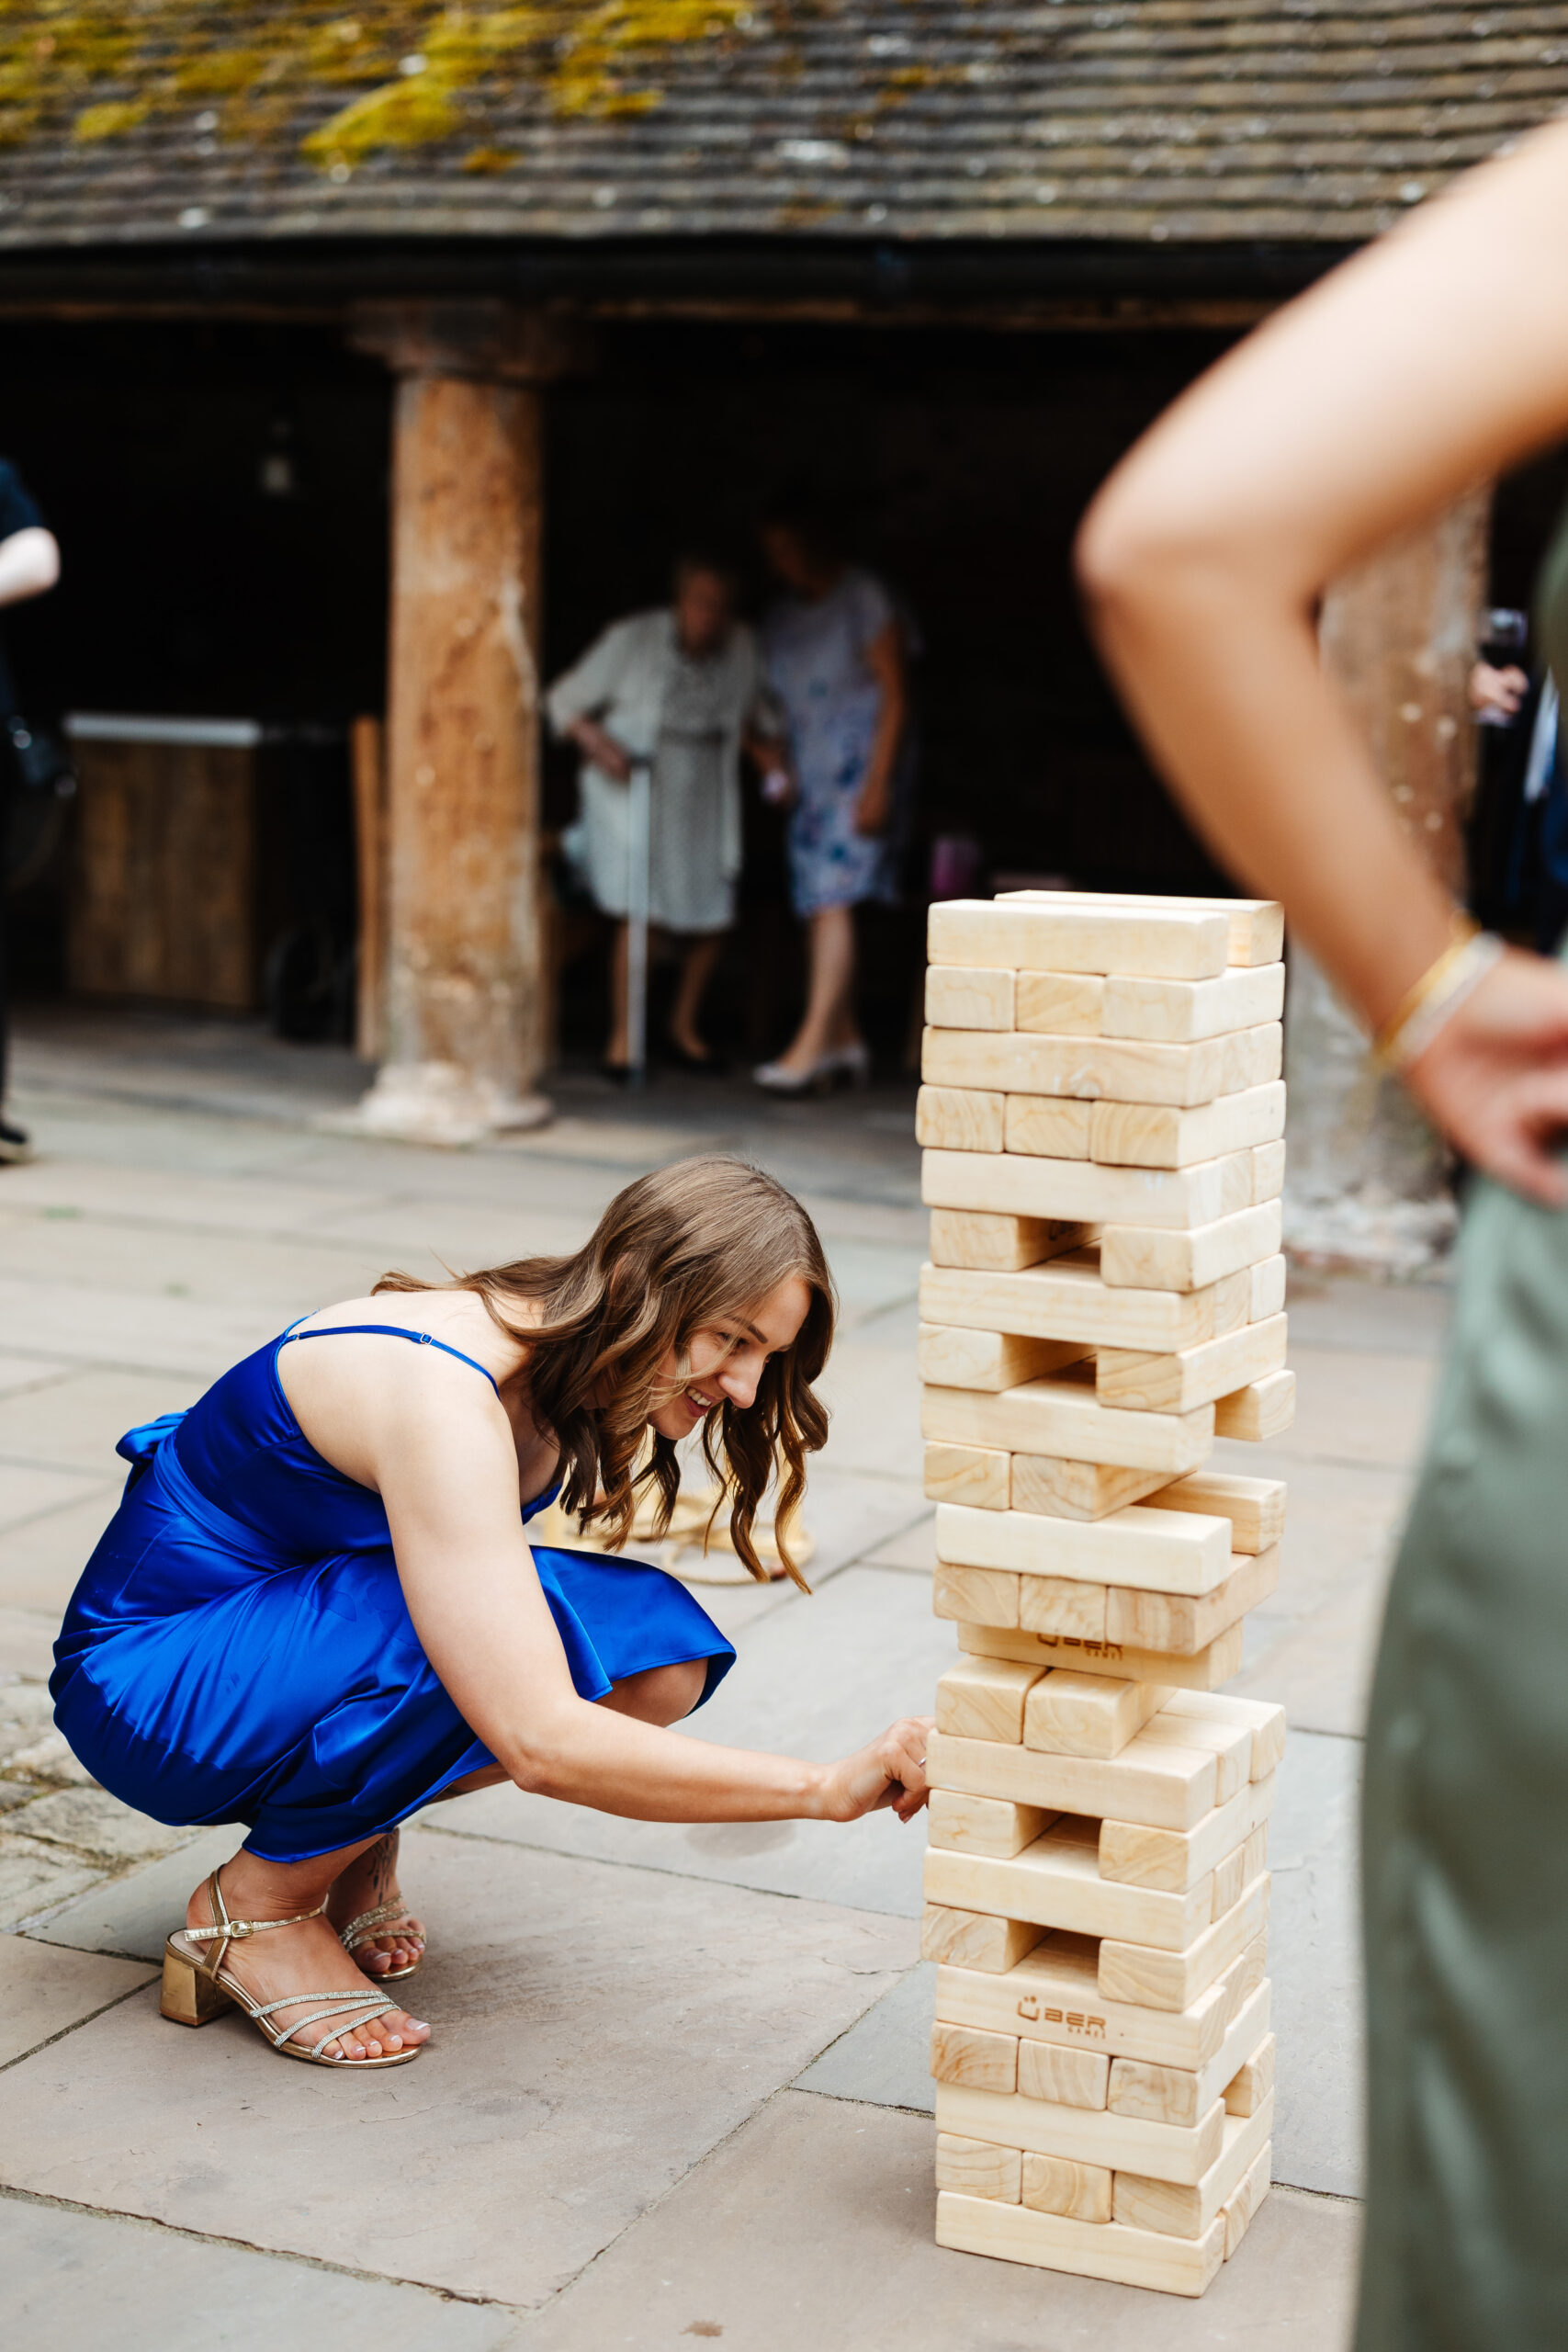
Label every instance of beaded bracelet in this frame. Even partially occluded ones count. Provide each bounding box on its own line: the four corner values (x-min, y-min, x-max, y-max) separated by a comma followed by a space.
1371, 921, 1506, 1071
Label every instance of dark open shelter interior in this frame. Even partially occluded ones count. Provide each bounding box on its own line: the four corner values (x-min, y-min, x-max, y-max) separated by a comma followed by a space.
6, 309, 1567, 1064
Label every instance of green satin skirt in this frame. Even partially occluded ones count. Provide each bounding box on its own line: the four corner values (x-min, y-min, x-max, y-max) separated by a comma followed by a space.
1358, 1167, 1568, 2347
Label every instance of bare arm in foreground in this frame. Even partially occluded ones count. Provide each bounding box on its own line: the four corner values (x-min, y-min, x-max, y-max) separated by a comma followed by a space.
1077, 119, 1568, 1204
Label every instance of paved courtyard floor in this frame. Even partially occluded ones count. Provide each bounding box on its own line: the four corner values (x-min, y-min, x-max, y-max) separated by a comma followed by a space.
0, 1011, 1448, 2348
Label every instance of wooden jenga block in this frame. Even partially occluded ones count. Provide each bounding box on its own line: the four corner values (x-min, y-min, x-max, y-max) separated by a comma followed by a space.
1089, 1082, 1286, 1172
923, 1026, 1235, 1109
935, 2132, 1022, 2203
937, 1498, 1235, 1597
923, 1143, 1255, 1230
997, 888, 1283, 970
1100, 1770, 1277, 1894
1249, 1254, 1288, 1321
1210, 1844, 1247, 1917
925, 966, 1016, 1031
919, 1257, 1221, 1353
1223, 2032, 1275, 2118
1223, 2141, 1272, 2258
1210, 1268, 1251, 1335
1100, 962, 1285, 1043
936, 1655, 1045, 1744
1241, 1822, 1269, 1883
1213, 1368, 1296, 1439
1161, 1690, 1287, 1781
1002, 1095, 1093, 1159
925, 1824, 1213, 1951
1014, 971, 1107, 1034
961, 1619, 1246, 1692
1140, 1711, 1253, 1806
1151, 1471, 1286, 1555
929, 1208, 1087, 1272
1224, 1936, 1269, 2024
1024, 1669, 1168, 1759
936, 1929, 1262, 2072
933, 1561, 1021, 1628
1099, 1876, 1269, 2012
1017, 2037, 1111, 2110
1107, 1983, 1272, 2129
1097, 1315, 1289, 1415
931, 2019, 1019, 2093
918, 1322, 1086, 1392
929, 898, 1231, 980
924, 1440, 1010, 1511
1107, 1544, 1280, 1654
1020, 2152, 1113, 2222
927, 1724, 1222, 1830
921, 1904, 1044, 1973
936, 2082, 1224, 2186
1224, 1023, 1283, 1092
937, 2190, 1225, 2294
1250, 1137, 1287, 1203
929, 1789, 1057, 1860
1112, 2096, 1274, 2241
1018, 1575, 1110, 1641
1099, 1200, 1281, 1293
917, 1085, 1005, 1153
921, 1362, 1213, 1475
1009, 1455, 1171, 1521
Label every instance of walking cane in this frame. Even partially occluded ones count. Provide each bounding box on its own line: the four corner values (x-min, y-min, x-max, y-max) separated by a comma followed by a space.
625, 755, 652, 1090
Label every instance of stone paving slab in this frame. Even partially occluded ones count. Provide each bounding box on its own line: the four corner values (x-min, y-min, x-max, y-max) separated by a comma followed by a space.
0, 1354, 75, 1399
506, 2090, 1359, 2352
0, 1462, 108, 1535
0, 1367, 200, 1472
0, 1828, 916, 2309
1265, 1345, 1438, 1472
795, 1960, 936, 2113
0, 1488, 119, 1616
0, 1837, 105, 1928
0, 1156, 392, 1235
27, 1824, 249, 1961
0, 1612, 57, 1680
816, 1335, 926, 1484
0, 1932, 154, 2068
0, 1215, 388, 1321
1268, 1728, 1364, 2199
0, 2198, 517, 2352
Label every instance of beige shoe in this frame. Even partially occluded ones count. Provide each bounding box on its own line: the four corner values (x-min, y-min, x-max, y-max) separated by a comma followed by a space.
161, 1870, 421, 2066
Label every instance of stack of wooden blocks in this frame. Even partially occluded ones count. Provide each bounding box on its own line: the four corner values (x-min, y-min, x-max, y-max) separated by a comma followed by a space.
919, 888, 1290, 2300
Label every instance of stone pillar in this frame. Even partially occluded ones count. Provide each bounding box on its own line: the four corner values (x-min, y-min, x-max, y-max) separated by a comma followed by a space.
1284, 488, 1491, 1274
346, 303, 585, 1145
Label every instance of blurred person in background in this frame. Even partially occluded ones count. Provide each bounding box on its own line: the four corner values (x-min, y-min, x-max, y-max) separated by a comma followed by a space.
0, 457, 61, 1165
753, 497, 911, 1095
1077, 117, 1568, 2352
547, 554, 784, 1078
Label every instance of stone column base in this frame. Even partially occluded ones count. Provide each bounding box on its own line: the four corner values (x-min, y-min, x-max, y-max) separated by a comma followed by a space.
337, 1059, 553, 1148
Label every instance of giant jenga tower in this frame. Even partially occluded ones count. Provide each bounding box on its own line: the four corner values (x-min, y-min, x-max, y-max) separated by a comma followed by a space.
919, 889, 1288, 2299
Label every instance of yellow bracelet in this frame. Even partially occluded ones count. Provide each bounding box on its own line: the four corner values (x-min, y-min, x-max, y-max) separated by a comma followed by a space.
1371, 918, 1504, 1070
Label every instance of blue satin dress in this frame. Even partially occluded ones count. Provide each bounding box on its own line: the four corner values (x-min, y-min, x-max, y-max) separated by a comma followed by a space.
51, 1324, 735, 1863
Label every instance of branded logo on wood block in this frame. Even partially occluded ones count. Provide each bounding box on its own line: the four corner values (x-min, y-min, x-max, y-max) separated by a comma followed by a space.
1017, 2000, 1105, 2035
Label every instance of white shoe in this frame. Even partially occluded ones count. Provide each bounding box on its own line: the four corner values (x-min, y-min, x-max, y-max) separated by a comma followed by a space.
820, 1042, 872, 1089
752, 1056, 832, 1096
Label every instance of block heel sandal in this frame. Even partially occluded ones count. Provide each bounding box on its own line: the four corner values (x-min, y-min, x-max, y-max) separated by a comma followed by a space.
161, 1870, 421, 2067
339, 1900, 426, 1982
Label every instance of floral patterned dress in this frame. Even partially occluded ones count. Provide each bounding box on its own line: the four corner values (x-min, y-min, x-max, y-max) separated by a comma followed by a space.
761, 568, 901, 917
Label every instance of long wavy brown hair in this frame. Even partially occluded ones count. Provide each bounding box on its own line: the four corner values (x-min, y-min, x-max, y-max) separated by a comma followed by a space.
374, 1158, 835, 1589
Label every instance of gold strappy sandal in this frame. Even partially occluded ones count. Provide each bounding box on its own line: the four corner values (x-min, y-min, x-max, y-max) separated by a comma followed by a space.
161, 1870, 421, 2067
338, 1900, 426, 1982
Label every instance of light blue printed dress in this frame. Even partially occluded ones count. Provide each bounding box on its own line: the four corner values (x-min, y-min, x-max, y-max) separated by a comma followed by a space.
761, 569, 901, 918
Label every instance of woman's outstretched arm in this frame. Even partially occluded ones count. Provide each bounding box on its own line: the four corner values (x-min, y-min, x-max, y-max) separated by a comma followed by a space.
1077, 117, 1568, 1204
381, 1383, 931, 1826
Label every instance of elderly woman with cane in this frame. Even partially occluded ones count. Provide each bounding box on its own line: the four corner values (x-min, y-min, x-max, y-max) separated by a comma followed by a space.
1077, 119, 1568, 2352
51, 1159, 931, 2067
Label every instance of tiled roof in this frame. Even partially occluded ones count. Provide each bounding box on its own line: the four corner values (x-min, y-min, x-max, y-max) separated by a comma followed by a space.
1, 1, 1566, 254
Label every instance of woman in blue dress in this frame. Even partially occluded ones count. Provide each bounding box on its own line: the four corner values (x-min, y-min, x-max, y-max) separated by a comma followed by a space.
51, 1158, 932, 2071
754, 502, 911, 1094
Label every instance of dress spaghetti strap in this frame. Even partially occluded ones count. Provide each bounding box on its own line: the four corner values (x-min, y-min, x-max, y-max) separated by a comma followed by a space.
280, 1323, 502, 1397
